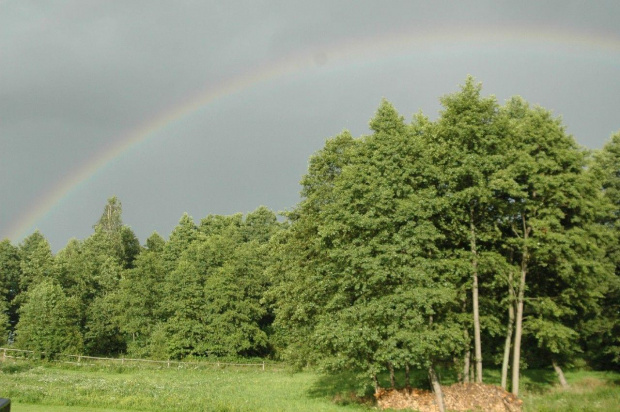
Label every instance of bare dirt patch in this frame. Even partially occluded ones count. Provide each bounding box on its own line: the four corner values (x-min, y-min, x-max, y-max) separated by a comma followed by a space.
375, 383, 522, 412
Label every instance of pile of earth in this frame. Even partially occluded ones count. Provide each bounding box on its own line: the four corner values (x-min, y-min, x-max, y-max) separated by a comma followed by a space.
375, 383, 522, 412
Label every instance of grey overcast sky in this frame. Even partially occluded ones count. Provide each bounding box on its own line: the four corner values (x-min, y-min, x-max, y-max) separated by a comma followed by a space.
1, 0, 619, 251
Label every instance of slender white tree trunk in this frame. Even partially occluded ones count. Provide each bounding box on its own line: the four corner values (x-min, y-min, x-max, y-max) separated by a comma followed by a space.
511, 260, 526, 396
470, 215, 483, 383
501, 270, 515, 390
429, 365, 446, 412
512, 217, 530, 397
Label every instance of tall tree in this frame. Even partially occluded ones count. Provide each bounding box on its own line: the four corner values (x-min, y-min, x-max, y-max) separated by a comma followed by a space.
0, 295, 8, 345
0, 239, 21, 334
242, 206, 280, 243
17, 231, 55, 295
95, 196, 123, 234
272, 102, 462, 406
15, 279, 83, 357
268, 130, 358, 367
582, 131, 620, 369
498, 97, 608, 395
93, 196, 140, 268
162, 213, 197, 273
145, 231, 166, 253
433, 76, 508, 383
117, 248, 166, 357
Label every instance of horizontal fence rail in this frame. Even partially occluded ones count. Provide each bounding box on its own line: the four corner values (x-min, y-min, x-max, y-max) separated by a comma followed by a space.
0, 347, 268, 370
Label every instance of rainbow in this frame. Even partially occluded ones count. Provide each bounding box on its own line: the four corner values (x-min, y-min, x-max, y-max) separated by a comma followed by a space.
6, 24, 620, 243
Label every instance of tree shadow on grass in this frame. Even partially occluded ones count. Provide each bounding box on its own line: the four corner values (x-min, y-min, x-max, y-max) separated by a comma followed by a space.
520, 369, 557, 394
306, 367, 457, 406
307, 370, 371, 400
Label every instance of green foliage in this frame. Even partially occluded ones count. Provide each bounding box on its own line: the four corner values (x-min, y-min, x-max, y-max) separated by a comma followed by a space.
117, 250, 166, 356
18, 231, 56, 294
498, 98, 613, 372
145, 231, 166, 252
83, 292, 125, 356
0, 297, 9, 344
271, 78, 619, 394
0, 239, 20, 300
582, 131, 620, 368
162, 213, 197, 272
0, 239, 21, 331
161, 227, 272, 358
271, 100, 466, 388
15, 280, 83, 357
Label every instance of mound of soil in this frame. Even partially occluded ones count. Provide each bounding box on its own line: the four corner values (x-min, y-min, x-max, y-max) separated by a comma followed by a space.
375, 383, 522, 412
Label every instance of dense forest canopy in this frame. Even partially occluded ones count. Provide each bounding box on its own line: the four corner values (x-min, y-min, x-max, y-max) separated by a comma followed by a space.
1, 78, 619, 400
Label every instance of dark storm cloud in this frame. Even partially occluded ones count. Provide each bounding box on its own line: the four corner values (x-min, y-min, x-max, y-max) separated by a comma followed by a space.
1, 0, 619, 250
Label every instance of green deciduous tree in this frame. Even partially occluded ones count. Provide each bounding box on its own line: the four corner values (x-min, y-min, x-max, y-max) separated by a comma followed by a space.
145, 231, 166, 253
117, 248, 166, 357
15, 280, 83, 357
0, 298, 8, 345
497, 97, 611, 394
582, 131, 620, 369
0, 239, 21, 334
162, 213, 197, 273
18, 231, 55, 295
159, 209, 277, 359
433, 76, 510, 383
272, 101, 463, 408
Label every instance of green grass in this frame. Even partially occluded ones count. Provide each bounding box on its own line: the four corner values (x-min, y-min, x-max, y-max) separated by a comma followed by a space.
0, 360, 369, 412
521, 370, 620, 412
1, 360, 618, 411
12, 404, 126, 412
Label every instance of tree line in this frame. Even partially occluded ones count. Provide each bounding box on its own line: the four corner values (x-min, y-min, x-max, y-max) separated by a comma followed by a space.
1, 77, 619, 399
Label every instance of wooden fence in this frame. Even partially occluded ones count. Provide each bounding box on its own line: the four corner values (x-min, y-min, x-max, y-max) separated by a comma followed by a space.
0, 347, 267, 370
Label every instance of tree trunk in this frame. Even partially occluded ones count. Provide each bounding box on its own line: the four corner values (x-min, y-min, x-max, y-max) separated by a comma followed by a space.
463, 349, 471, 383
511, 260, 526, 396
372, 373, 380, 394
501, 270, 516, 390
470, 214, 483, 383
389, 362, 396, 388
405, 364, 410, 389
552, 359, 569, 389
429, 365, 446, 412
511, 217, 530, 397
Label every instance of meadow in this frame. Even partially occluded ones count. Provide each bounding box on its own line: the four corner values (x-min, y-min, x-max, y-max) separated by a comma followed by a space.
0, 360, 618, 412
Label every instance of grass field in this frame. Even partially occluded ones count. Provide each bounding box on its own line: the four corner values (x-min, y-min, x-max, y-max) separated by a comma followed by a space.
1, 360, 618, 411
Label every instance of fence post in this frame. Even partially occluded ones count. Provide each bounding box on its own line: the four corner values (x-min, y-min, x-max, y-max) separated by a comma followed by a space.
2, 348, 5, 362
122, 358, 124, 365
262, 361, 265, 371
78, 355, 81, 364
